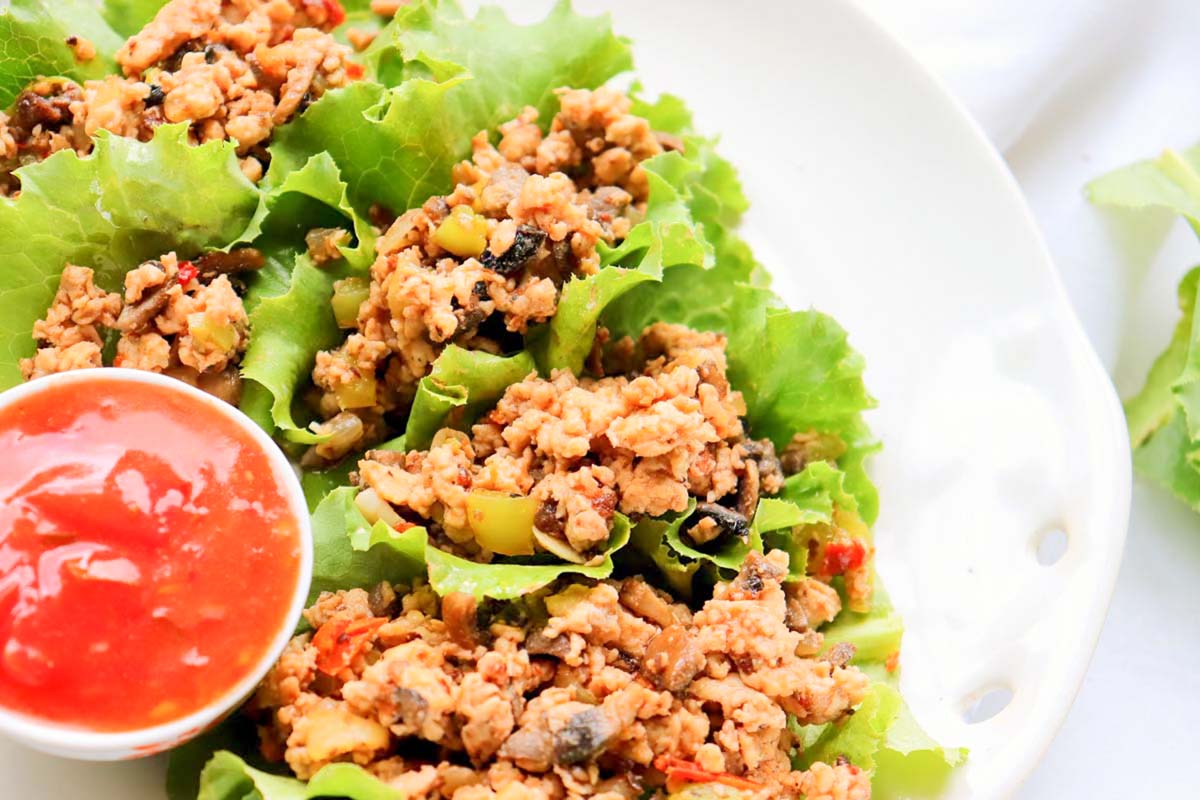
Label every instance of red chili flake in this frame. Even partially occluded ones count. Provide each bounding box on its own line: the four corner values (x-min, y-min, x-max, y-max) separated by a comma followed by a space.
822, 539, 866, 575
322, 0, 347, 27
177, 261, 198, 285
653, 755, 763, 792
885, 650, 901, 673
346, 62, 364, 80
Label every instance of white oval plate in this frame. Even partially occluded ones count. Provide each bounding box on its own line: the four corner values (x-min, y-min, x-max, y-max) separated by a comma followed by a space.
4, 0, 1130, 797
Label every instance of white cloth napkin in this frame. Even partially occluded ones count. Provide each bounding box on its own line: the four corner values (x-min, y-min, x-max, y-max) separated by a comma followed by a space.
853, 1, 1200, 796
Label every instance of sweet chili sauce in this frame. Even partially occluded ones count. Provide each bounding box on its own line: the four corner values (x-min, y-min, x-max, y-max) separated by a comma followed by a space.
0, 377, 302, 731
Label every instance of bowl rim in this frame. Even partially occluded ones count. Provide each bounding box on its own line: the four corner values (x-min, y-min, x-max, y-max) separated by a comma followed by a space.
0, 367, 313, 758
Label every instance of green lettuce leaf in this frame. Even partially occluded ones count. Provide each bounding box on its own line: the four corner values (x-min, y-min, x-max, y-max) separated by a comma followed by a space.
1131, 408, 1200, 511
239, 255, 341, 441
794, 682, 965, 796
1090, 148, 1200, 511
1086, 146, 1200, 234
312, 485, 633, 601
99, 0, 168, 37
236, 153, 376, 440
363, 0, 632, 121
196, 751, 399, 800
309, 486, 427, 603
820, 582, 904, 666
750, 461, 859, 578
271, 0, 631, 216
533, 150, 715, 375
0, 124, 259, 389
0, 0, 125, 106
627, 508, 703, 596
331, 0, 389, 49
603, 269, 879, 520
426, 514, 632, 600
405, 346, 536, 450
660, 498, 758, 572
166, 717, 259, 800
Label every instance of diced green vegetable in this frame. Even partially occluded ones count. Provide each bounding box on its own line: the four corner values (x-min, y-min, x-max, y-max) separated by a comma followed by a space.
335, 375, 377, 410
331, 277, 370, 328
187, 312, 239, 352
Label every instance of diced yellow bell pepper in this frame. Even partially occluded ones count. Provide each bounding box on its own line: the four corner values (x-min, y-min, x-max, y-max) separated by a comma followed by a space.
466, 490, 537, 556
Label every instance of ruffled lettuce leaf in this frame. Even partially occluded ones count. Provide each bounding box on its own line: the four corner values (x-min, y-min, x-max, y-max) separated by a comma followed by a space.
166, 717, 260, 800
641, 462, 860, 587
404, 346, 536, 450
235, 153, 376, 440
0, 0, 125, 106
1087, 146, 1200, 234
604, 269, 880, 521
267, 79, 470, 216
195, 751, 399, 800
794, 683, 965, 797
309, 486, 427, 603
532, 149, 716, 375
628, 508, 703, 596
311, 485, 633, 601
271, 0, 631, 216
363, 0, 632, 121
301, 436, 407, 514
1090, 149, 1200, 511
426, 514, 632, 600
0, 124, 259, 389
820, 582, 904, 666
661, 498, 761, 572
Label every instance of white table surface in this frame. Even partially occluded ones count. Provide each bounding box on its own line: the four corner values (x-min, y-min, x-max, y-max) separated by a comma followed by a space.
857, 0, 1200, 795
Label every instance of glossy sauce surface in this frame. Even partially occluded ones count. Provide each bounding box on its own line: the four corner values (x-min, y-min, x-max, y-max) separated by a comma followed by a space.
0, 379, 301, 731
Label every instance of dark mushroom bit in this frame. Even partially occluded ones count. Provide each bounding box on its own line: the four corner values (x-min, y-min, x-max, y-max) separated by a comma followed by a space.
253, 552, 872, 797
684, 502, 751, 547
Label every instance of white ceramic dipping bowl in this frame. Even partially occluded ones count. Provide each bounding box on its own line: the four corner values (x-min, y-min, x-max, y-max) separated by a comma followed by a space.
0, 368, 313, 761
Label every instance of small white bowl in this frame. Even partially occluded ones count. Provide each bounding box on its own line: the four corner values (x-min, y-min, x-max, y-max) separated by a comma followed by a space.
0, 368, 313, 761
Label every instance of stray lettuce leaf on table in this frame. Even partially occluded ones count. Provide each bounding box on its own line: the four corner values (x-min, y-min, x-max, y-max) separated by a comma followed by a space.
1089, 146, 1200, 511
0, 125, 259, 389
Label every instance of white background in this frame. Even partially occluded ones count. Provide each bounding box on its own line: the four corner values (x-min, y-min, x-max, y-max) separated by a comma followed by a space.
855, 0, 1200, 795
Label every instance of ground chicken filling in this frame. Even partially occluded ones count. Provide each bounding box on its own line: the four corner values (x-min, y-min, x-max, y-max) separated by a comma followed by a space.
251, 552, 872, 800
351, 322, 875, 613
307, 87, 680, 462
20, 250, 264, 403
0, 0, 356, 195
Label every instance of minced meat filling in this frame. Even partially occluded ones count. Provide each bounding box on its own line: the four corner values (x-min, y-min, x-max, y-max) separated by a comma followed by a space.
354, 323, 788, 562
21, 250, 263, 404
251, 551, 871, 800
0, 0, 355, 195
308, 87, 673, 460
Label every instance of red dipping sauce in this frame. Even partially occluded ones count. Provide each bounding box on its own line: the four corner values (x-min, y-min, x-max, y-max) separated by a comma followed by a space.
0, 375, 304, 732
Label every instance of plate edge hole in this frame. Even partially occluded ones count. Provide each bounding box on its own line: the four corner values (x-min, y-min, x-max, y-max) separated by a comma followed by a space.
961, 685, 1013, 725
1033, 524, 1069, 566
